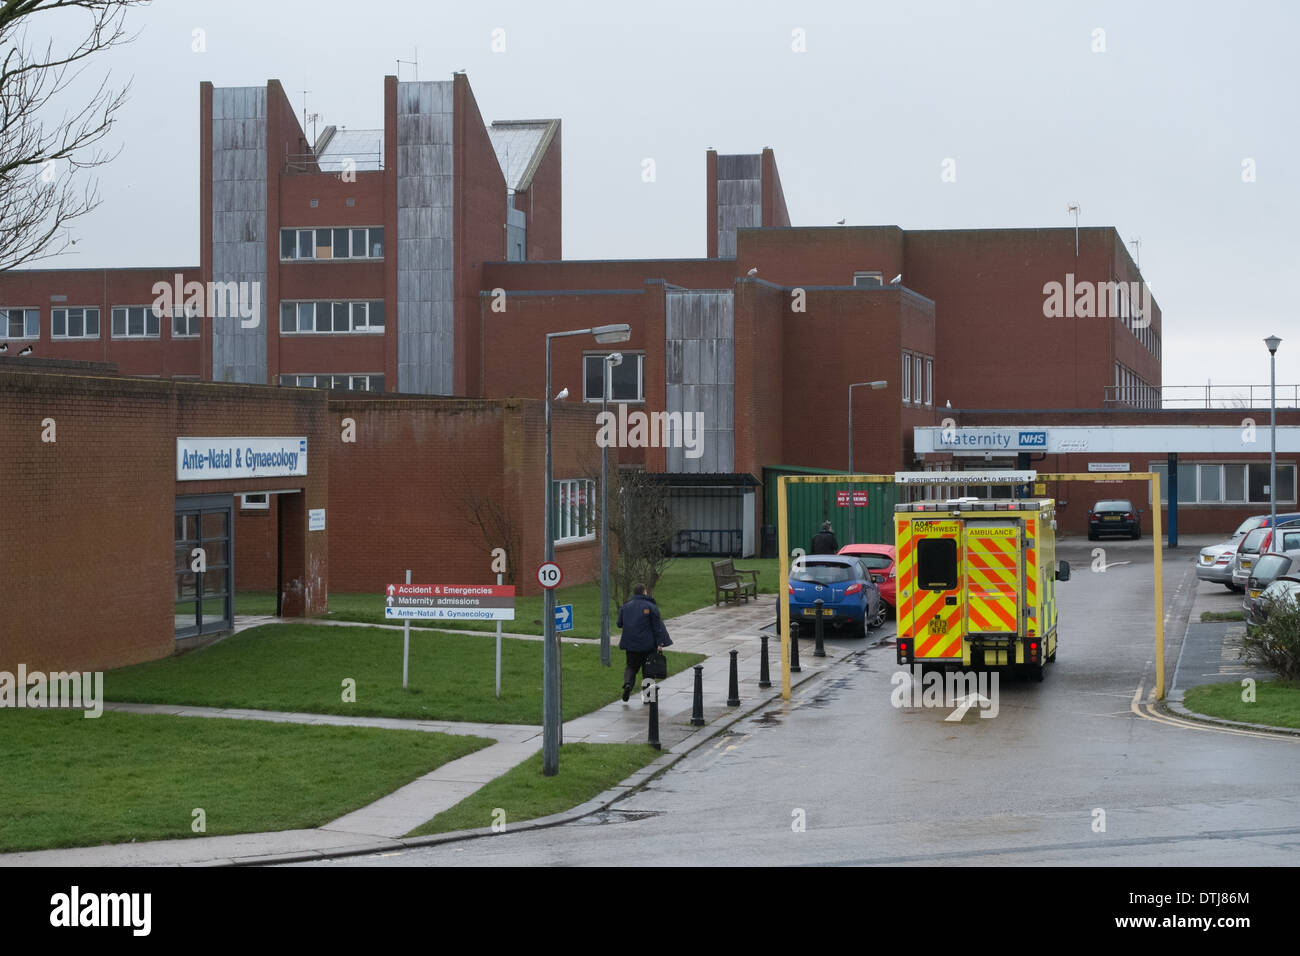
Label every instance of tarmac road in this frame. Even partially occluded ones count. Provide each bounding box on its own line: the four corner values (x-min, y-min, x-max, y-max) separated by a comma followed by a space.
298, 536, 1300, 866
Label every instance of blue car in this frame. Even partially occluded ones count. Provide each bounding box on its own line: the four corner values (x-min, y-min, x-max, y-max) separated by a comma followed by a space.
788, 555, 886, 637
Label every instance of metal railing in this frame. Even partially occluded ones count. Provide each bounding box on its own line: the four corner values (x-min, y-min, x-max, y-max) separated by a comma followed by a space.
283, 151, 383, 175
1104, 384, 1300, 410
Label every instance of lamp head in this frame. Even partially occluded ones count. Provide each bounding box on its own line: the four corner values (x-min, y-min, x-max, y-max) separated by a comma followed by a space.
592, 323, 631, 344
1266, 335, 1282, 355
606, 352, 623, 367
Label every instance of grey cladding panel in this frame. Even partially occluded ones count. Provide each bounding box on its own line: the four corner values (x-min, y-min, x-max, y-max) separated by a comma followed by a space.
664, 291, 736, 473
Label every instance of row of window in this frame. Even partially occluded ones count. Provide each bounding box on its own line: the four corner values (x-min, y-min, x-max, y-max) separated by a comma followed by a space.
902, 350, 933, 407
280, 226, 384, 261
1113, 282, 1161, 358
583, 352, 645, 402
1114, 363, 1158, 409
279, 374, 385, 392
280, 300, 385, 334
3, 306, 199, 341
1149, 461, 1296, 506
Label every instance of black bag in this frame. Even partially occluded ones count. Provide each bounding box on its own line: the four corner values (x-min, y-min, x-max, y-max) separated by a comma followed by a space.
643, 649, 668, 680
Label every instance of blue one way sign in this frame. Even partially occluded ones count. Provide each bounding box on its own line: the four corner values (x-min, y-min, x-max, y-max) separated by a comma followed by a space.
555, 604, 574, 632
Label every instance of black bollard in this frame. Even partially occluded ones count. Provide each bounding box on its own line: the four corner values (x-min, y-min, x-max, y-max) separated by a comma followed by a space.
813, 599, 826, 658
727, 648, 740, 706
758, 634, 772, 689
690, 664, 705, 726
789, 621, 801, 673
645, 679, 661, 749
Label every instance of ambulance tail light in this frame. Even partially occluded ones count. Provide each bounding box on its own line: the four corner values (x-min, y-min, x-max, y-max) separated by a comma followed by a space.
897, 637, 911, 664
1028, 639, 1041, 665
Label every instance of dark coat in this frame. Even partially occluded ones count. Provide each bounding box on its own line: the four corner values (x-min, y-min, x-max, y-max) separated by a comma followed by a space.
617, 594, 673, 652
811, 530, 840, 554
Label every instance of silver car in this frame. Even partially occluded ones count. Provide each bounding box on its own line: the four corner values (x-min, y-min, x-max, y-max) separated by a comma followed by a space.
1197, 516, 1268, 589
1231, 521, 1300, 590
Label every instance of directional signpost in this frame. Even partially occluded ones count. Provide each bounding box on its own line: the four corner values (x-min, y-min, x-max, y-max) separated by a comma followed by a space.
382, 579, 517, 689
555, 604, 574, 632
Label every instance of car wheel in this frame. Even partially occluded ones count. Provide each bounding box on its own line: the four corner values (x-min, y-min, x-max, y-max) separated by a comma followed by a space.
1088, 531, 1098, 541
867, 602, 887, 630
1131, 527, 1141, 539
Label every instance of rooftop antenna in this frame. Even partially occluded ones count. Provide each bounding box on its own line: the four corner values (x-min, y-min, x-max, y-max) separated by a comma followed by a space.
1129, 236, 1141, 268
300, 90, 310, 145
1067, 203, 1081, 256
397, 47, 418, 81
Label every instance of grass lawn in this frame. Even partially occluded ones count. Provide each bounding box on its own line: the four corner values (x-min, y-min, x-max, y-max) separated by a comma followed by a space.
0, 709, 490, 853
309, 557, 779, 636
1200, 610, 1245, 622
1183, 680, 1300, 730
105, 623, 704, 723
408, 742, 660, 837
234, 591, 278, 616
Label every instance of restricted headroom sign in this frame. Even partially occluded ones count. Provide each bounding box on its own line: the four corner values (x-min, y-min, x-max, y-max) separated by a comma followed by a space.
383, 583, 516, 621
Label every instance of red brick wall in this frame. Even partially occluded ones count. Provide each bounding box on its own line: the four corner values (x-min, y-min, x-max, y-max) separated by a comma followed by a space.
761, 148, 791, 228
0, 267, 202, 377
516, 123, 562, 261
234, 497, 278, 590
482, 258, 736, 295
0, 374, 329, 673
325, 396, 608, 597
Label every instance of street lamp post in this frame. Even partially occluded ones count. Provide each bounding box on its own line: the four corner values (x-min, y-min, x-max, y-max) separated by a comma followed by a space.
1266, 336, 1282, 533
543, 323, 631, 777
847, 380, 889, 544
600, 352, 623, 669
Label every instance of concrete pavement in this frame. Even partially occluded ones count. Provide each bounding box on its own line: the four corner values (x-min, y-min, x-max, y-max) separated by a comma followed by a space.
0, 593, 877, 866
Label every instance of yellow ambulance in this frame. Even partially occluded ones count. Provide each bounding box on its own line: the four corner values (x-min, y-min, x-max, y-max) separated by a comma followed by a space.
893, 497, 1071, 681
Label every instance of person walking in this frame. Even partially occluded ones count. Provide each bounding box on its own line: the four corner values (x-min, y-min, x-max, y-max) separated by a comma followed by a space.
617, 583, 673, 702
811, 520, 839, 554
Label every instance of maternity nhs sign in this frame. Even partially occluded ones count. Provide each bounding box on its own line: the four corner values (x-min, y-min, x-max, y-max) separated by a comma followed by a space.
177, 437, 308, 480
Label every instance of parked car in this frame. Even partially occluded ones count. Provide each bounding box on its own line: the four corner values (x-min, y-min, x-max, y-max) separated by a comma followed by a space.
836, 543, 897, 611
1246, 576, 1300, 634
1198, 513, 1300, 590
1088, 499, 1142, 540
1243, 553, 1300, 631
788, 554, 886, 637
1231, 520, 1300, 590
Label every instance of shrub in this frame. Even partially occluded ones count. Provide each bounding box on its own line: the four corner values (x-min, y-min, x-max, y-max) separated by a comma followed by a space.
1240, 592, 1300, 680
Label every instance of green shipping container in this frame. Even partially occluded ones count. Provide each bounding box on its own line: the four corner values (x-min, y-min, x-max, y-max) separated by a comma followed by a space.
762, 465, 900, 556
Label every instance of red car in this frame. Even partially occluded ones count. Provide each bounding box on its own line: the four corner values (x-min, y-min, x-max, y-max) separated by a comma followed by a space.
837, 544, 896, 611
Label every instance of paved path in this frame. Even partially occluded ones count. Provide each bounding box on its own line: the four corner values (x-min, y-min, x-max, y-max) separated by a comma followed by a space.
2, 594, 873, 866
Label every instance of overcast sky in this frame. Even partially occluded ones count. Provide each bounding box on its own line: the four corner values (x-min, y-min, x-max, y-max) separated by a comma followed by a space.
35, 0, 1300, 398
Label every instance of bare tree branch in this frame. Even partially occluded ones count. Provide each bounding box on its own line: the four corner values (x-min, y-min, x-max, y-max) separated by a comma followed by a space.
0, 0, 147, 270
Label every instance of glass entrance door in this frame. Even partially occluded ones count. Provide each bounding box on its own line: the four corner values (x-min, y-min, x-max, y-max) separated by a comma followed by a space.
174, 496, 233, 638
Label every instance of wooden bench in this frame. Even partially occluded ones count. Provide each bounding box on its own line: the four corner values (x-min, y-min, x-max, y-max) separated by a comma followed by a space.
712, 559, 759, 606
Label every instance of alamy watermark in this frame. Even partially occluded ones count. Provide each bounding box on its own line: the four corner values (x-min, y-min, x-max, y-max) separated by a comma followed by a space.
596, 403, 706, 459
1042, 274, 1150, 326
889, 664, 999, 719
0, 665, 103, 718
152, 273, 260, 328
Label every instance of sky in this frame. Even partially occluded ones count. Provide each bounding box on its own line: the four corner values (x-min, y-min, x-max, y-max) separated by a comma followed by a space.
31, 0, 1300, 397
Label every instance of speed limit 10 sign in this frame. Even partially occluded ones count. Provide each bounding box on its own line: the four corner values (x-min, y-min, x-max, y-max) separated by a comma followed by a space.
536, 561, 563, 589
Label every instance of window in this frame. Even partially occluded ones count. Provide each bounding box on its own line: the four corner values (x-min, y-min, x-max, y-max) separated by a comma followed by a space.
51, 307, 100, 339
280, 226, 384, 260
240, 493, 270, 510
1150, 462, 1296, 505
917, 538, 958, 590
111, 306, 160, 338
280, 300, 384, 334
902, 351, 912, 404
914, 354, 923, 404
552, 478, 595, 543
171, 303, 200, 337
3, 308, 39, 339
925, 357, 933, 407
583, 353, 644, 402
853, 271, 883, 287
278, 373, 384, 392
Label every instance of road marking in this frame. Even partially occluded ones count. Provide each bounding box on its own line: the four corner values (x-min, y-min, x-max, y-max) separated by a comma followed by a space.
1129, 682, 1300, 742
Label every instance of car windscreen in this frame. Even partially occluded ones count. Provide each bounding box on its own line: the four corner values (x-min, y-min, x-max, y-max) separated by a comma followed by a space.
1234, 516, 1266, 537
1093, 500, 1133, 512
1252, 554, 1293, 582
791, 562, 856, 585
1241, 528, 1269, 553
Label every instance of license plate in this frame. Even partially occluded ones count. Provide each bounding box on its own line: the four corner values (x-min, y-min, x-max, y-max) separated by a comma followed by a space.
1200, 555, 1212, 564
928, 617, 948, 634
1242, 560, 1253, 569
1250, 589, 1261, 599
1104, 516, 1121, 521
802, 608, 833, 617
